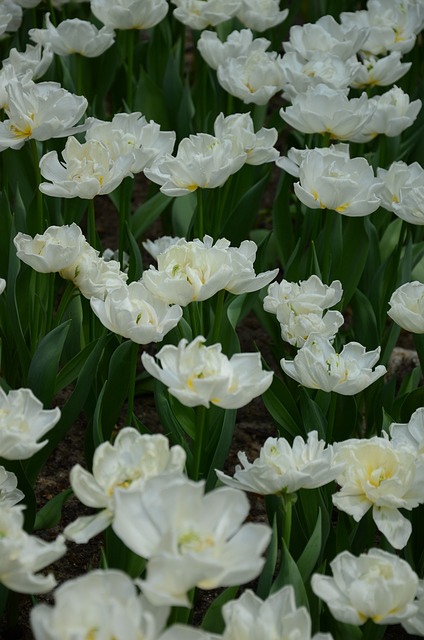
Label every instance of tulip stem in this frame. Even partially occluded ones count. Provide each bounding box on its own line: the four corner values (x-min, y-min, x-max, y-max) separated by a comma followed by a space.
125, 340, 139, 426
76, 53, 84, 98
118, 177, 132, 265
193, 404, 207, 480
280, 493, 295, 550
326, 393, 337, 444
126, 29, 135, 110
87, 199, 98, 249
30, 138, 44, 234
211, 289, 225, 344
195, 188, 204, 239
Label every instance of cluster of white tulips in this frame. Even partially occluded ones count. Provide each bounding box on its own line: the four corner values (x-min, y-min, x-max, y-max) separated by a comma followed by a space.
1, 0, 424, 638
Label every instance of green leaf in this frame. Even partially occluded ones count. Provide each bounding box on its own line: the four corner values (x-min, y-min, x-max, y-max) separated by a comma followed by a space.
34, 488, 73, 531
262, 376, 303, 439
27, 321, 71, 406
297, 509, 322, 582
201, 586, 239, 634
299, 388, 327, 440
205, 408, 236, 491
271, 540, 309, 610
256, 515, 279, 599
130, 191, 171, 240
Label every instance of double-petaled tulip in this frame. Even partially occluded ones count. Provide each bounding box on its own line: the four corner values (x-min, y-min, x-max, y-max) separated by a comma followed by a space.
387, 281, 424, 333
91, 0, 168, 30
236, 0, 288, 33
171, 0, 241, 30
197, 28, 270, 70
377, 160, 424, 224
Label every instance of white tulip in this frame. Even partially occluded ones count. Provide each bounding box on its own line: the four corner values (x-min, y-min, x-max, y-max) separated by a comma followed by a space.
221, 586, 333, 640
0, 78, 87, 151
311, 548, 418, 625
377, 160, 424, 224
390, 407, 424, 455
65, 429, 186, 543
388, 281, 424, 333
283, 14, 368, 61
351, 51, 412, 88
350, 86, 421, 143
144, 133, 246, 197
91, 0, 168, 30
142, 236, 181, 261
0, 388, 60, 460
217, 431, 340, 495
281, 334, 386, 395
113, 474, 271, 606
14, 223, 87, 274
30, 569, 170, 640
0, 278, 5, 295
217, 49, 285, 106
0, 467, 24, 507
90, 281, 182, 343
39, 136, 133, 199
85, 113, 176, 174
213, 112, 279, 165
280, 84, 373, 140
333, 436, 424, 549
171, 0, 241, 30
236, 0, 288, 33
29, 13, 115, 57
402, 579, 424, 636
0, 505, 66, 594
2, 43, 53, 81
0, 0, 22, 36
264, 275, 343, 316
197, 29, 270, 70
142, 336, 273, 410
281, 144, 382, 216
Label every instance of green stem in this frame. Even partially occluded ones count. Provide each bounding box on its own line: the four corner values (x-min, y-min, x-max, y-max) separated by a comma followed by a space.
126, 29, 135, 110
76, 54, 83, 98
30, 138, 44, 233
193, 405, 207, 480
280, 493, 294, 549
125, 341, 139, 426
118, 177, 132, 265
195, 188, 204, 239
87, 199, 98, 249
326, 392, 337, 444
211, 289, 225, 344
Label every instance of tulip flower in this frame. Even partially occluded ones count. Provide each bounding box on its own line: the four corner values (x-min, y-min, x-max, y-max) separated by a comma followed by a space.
29, 13, 115, 57
236, 0, 288, 33
213, 112, 279, 165
0, 387, 61, 460
197, 28, 270, 71
0, 467, 24, 507
0, 78, 87, 150
65, 429, 186, 543
14, 223, 87, 274
0, 0, 22, 36
278, 144, 383, 216
90, 281, 182, 343
142, 336, 273, 410
30, 570, 170, 639
217, 431, 340, 495
390, 407, 424, 455
113, 474, 271, 606
0, 278, 5, 295
2, 43, 53, 80
351, 51, 412, 88
311, 548, 418, 625
332, 436, 424, 548
281, 334, 386, 395
0, 505, 66, 593
221, 586, 333, 640
377, 160, 424, 224
91, 0, 168, 30
387, 281, 424, 333
171, 0, 241, 30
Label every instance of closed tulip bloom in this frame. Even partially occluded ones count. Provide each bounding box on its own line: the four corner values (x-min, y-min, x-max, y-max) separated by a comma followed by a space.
377, 161, 424, 224
30, 570, 170, 640
236, 0, 288, 33
217, 50, 285, 106
197, 29, 270, 70
90, 281, 182, 343
0, 78, 87, 150
0, 505, 66, 594
91, 0, 168, 30
113, 474, 271, 606
142, 336, 273, 410
14, 223, 87, 273
311, 549, 418, 625
171, 0, 241, 30
281, 334, 386, 395
85, 113, 176, 173
29, 13, 115, 57
351, 51, 411, 88
283, 14, 368, 61
39, 137, 133, 199
0, 467, 24, 507
333, 436, 424, 549
144, 133, 246, 197
280, 144, 382, 216
350, 86, 421, 143
217, 431, 340, 495
213, 112, 279, 165
64, 429, 186, 543
388, 281, 424, 333
221, 586, 333, 640
0, 387, 61, 460
280, 84, 373, 140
